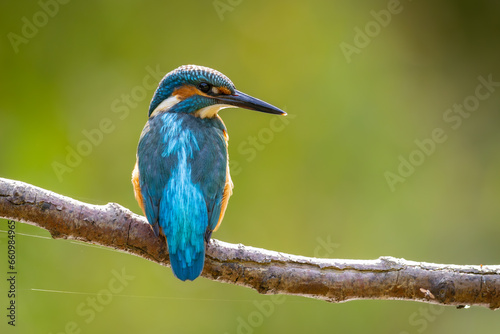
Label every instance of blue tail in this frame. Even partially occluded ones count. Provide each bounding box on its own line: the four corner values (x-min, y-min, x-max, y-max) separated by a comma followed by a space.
168, 244, 205, 281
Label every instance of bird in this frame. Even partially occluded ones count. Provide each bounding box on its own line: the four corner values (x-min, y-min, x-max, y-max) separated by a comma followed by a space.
132, 65, 286, 281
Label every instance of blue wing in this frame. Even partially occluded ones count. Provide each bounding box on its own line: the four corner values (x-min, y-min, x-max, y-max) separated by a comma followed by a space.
190, 118, 228, 235
137, 113, 228, 281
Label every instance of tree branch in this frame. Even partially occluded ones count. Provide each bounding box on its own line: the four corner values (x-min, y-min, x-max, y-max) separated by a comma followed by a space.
0, 177, 499, 310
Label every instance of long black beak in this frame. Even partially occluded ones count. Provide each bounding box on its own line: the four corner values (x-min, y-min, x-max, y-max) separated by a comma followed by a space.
216, 90, 286, 116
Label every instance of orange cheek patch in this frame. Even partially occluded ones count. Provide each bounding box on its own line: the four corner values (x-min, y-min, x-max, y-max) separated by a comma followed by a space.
218, 86, 232, 95
172, 85, 200, 100
173, 84, 232, 100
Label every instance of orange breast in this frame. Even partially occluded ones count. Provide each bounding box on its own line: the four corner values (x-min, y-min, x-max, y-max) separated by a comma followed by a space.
132, 160, 146, 215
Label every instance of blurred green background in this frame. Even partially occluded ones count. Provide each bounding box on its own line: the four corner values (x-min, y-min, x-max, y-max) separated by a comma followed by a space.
1, 0, 500, 333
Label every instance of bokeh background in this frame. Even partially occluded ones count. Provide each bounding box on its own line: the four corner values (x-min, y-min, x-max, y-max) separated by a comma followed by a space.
1, 1, 500, 333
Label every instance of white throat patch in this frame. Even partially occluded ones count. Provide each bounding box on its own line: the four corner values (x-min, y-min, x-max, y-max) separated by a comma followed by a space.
150, 95, 181, 117
195, 104, 233, 119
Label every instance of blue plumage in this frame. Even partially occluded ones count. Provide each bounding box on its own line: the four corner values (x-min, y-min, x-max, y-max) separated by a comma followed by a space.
133, 65, 285, 281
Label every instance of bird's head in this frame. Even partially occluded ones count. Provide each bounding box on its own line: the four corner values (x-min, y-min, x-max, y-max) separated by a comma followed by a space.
148, 65, 286, 118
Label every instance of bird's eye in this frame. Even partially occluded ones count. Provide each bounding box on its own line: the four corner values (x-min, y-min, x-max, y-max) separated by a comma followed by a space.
198, 82, 211, 93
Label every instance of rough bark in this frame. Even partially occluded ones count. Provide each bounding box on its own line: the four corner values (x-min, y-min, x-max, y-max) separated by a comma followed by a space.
0, 177, 499, 309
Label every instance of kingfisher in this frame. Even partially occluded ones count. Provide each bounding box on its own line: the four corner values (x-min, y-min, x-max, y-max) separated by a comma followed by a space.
132, 65, 286, 281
